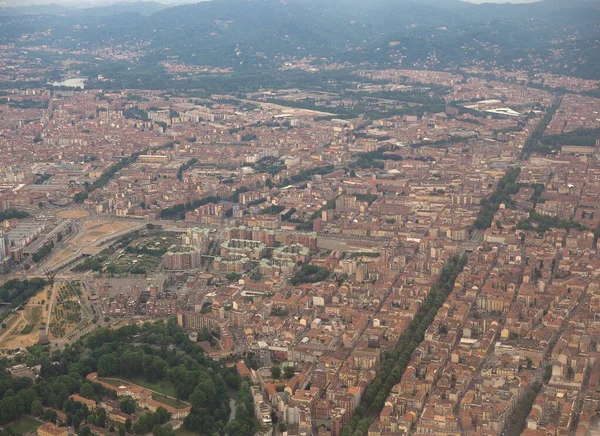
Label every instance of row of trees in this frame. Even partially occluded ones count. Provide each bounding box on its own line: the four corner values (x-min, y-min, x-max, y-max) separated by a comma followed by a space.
72, 257, 104, 273
73, 152, 145, 203
541, 127, 600, 149
160, 184, 253, 218
159, 195, 221, 219
341, 255, 468, 436
176, 158, 197, 180
32, 241, 55, 263
517, 211, 587, 233
277, 165, 335, 187
74, 142, 174, 202
0, 278, 48, 306
0, 209, 29, 222
473, 167, 521, 229
521, 101, 560, 158
259, 205, 285, 215
503, 381, 542, 436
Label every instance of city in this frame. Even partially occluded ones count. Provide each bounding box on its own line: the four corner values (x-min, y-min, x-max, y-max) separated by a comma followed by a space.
0, 1, 599, 436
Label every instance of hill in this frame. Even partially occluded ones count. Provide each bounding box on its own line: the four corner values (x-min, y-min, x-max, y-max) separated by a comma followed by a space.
0, 0, 598, 82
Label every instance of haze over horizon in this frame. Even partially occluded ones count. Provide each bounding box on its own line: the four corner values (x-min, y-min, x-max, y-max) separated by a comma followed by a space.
0, 0, 542, 7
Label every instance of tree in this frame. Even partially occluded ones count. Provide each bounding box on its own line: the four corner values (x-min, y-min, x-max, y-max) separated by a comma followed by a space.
80, 383, 95, 399
119, 426, 126, 436
543, 365, 552, 382
120, 398, 136, 415
43, 409, 57, 423
97, 407, 107, 428
567, 366, 574, 379
270, 365, 281, 380
226, 273, 241, 282
98, 354, 117, 376
107, 263, 117, 275
31, 400, 43, 416
155, 407, 170, 425
223, 420, 252, 436
283, 366, 295, 380
152, 424, 174, 436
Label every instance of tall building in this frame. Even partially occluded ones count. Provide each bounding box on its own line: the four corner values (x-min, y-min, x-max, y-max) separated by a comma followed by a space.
177, 311, 219, 332
183, 227, 212, 252
0, 231, 6, 260
163, 247, 203, 270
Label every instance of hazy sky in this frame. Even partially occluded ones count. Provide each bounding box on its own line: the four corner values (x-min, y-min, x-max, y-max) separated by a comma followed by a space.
0, 0, 542, 7
0, 0, 203, 6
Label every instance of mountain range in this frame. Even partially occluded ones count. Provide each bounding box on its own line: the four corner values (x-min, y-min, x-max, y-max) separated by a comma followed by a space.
0, 0, 599, 81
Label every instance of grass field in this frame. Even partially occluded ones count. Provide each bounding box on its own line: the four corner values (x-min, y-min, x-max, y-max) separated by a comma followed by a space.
29, 306, 42, 326
174, 427, 198, 436
129, 376, 177, 397
98, 377, 126, 388
7, 416, 42, 434
152, 393, 188, 410
0, 285, 50, 349
99, 376, 177, 397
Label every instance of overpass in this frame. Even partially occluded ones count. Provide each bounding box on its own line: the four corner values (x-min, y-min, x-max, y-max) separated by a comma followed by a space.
80, 216, 201, 233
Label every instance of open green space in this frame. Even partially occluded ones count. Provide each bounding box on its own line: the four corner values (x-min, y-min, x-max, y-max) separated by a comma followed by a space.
49, 282, 83, 338
290, 264, 330, 286
73, 231, 179, 276
6, 416, 42, 434
0, 278, 49, 324
151, 393, 188, 410
20, 306, 42, 335
97, 377, 125, 388
98, 375, 177, 398
174, 427, 198, 436
128, 376, 177, 397
100, 376, 176, 398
